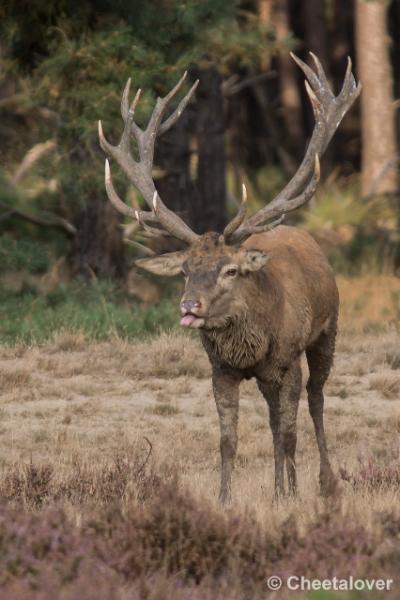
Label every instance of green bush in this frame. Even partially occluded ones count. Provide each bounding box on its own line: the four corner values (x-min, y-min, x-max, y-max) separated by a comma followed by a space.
0, 237, 49, 273
0, 281, 179, 345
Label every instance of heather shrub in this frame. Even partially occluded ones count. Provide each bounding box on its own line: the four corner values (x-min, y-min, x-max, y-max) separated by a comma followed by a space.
0, 451, 165, 508
273, 510, 374, 583
340, 449, 400, 492
0, 477, 271, 598
89, 482, 274, 588
0, 454, 399, 598
1, 462, 53, 508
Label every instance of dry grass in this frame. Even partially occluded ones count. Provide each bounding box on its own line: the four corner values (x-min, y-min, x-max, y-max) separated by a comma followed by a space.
0, 369, 31, 390
337, 274, 400, 332
369, 374, 400, 399
0, 330, 398, 501
0, 276, 399, 597
123, 331, 210, 379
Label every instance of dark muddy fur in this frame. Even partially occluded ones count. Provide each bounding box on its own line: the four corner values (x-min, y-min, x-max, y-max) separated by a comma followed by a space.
139, 226, 339, 503
193, 228, 339, 503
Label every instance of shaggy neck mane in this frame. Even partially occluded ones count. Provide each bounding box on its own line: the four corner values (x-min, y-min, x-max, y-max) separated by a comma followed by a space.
202, 269, 282, 370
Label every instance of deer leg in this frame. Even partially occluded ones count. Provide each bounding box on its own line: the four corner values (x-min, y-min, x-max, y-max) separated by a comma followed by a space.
281, 359, 301, 496
306, 325, 337, 496
212, 367, 242, 505
257, 381, 285, 498
258, 360, 301, 499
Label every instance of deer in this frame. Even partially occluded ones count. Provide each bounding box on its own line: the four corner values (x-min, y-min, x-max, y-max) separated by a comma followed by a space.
98, 53, 361, 503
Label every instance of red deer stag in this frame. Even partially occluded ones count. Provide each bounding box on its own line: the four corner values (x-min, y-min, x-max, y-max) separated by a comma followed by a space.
99, 54, 361, 502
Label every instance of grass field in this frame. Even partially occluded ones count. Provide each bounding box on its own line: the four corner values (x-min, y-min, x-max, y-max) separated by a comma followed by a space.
0, 275, 400, 598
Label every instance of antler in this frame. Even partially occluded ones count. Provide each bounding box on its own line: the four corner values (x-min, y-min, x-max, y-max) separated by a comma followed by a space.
98, 72, 200, 245
225, 53, 361, 244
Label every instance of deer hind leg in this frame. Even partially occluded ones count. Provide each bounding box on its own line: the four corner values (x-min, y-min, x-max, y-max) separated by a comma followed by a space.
306, 324, 337, 496
258, 359, 301, 499
212, 368, 242, 505
281, 358, 301, 496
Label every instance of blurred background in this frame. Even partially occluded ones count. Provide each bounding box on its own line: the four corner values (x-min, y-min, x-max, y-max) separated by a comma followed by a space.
0, 0, 399, 343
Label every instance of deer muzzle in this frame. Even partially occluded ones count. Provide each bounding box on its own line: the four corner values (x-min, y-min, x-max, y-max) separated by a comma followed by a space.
180, 299, 205, 328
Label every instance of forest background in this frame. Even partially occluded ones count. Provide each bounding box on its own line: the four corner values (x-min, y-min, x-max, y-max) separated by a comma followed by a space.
1, 0, 399, 344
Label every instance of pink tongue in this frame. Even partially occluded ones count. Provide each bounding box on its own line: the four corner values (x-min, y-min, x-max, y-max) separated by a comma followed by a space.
180, 314, 197, 327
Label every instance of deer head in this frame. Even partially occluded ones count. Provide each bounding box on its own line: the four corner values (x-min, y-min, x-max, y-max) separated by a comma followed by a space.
99, 54, 361, 330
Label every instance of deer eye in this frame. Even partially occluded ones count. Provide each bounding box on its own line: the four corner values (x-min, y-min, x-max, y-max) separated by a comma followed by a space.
225, 267, 238, 277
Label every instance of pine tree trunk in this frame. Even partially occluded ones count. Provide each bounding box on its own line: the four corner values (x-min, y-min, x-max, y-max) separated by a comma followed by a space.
155, 109, 195, 229
331, 0, 359, 170
302, 0, 329, 66
302, 0, 334, 171
356, 0, 398, 195
191, 67, 226, 234
274, 0, 303, 154
258, 0, 273, 71
70, 197, 126, 279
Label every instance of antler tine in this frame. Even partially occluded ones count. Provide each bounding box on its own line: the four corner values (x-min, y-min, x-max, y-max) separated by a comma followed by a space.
159, 79, 199, 136
264, 155, 321, 219
104, 159, 136, 218
104, 160, 195, 243
105, 157, 166, 230
99, 72, 200, 245
232, 216, 286, 245
309, 52, 331, 91
121, 82, 142, 144
121, 78, 131, 121
226, 157, 320, 244
151, 191, 196, 242
140, 72, 190, 169
338, 57, 360, 104
290, 53, 323, 97
120, 88, 142, 152
223, 184, 248, 239
105, 158, 160, 224
134, 209, 159, 225
124, 238, 157, 256
226, 54, 360, 244
134, 210, 172, 238
291, 52, 334, 105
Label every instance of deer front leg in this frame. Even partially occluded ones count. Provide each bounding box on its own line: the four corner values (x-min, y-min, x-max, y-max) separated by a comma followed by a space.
257, 362, 301, 499
212, 367, 242, 505
263, 384, 285, 499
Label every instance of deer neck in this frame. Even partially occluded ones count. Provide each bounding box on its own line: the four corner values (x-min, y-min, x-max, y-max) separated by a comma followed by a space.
201, 271, 282, 370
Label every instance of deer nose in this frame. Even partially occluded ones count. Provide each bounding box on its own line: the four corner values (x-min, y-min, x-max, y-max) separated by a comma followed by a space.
180, 299, 201, 314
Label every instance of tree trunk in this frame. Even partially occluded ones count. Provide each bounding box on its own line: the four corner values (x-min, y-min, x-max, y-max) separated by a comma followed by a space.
302, 0, 329, 67
332, 0, 355, 75
191, 67, 226, 234
331, 0, 359, 170
70, 197, 126, 279
258, 0, 273, 71
155, 108, 195, 231
274, 0, 303, 154
302, 0, 335, 172
356, 0, 398, 195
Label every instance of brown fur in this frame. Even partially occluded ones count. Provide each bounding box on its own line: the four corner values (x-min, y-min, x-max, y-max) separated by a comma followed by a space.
100, 53, 360, 503
201, 227, 338, 501
140, 225, 339, 502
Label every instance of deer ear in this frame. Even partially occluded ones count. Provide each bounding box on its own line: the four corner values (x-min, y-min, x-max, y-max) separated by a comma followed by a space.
135, 251, 187, 276
240, 249, 270, 273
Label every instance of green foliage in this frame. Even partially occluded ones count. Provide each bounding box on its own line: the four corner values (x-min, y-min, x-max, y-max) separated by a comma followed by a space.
301, 180, 400, 274
301, 180, 366, 231
0, 281, 179, 345
0, 237, 49, 273
2, 0, 268, 205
